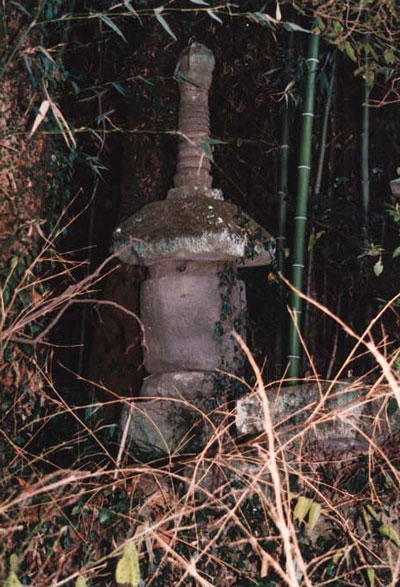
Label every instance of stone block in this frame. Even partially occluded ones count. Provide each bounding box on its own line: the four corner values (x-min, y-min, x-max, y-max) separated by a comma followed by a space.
141, 262, 246, 373
236, 381, 399, 452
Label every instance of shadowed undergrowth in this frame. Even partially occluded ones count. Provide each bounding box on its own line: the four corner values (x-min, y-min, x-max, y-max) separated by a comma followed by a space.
1, 232, 400, 586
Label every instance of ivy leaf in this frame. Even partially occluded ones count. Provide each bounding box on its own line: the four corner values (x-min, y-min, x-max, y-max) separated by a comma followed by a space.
154, 7, 177, 41
100, 14, 127, 42
115, 542, 141, 586
99, 507, 112, 524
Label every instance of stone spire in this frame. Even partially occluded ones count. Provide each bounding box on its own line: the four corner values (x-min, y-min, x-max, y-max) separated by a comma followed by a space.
171, 43, 215, 194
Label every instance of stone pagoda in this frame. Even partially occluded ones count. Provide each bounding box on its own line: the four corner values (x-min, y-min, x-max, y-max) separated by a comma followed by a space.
111, 43, 275, 459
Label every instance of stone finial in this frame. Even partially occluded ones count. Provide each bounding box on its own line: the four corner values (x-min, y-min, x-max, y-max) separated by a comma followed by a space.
170, 42, 218, 199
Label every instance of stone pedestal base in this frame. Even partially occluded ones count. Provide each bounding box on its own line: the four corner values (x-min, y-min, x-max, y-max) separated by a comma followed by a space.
121, 371, 225, 459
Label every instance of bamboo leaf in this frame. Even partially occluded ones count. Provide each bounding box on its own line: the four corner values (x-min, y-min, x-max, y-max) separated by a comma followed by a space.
367, 568, 375, 587
190, 0, 209, 4
10, 2, 31, 17
206, 9, 223, 24
308, 502, 322, 531
378, 523, 400, 546
100, 14, 127, 42
345, 42, 357, 62
282, 21, 311, 34
154, 7, 177, 41
29, 100, 50, 137
373, 258, 383, 277
111, 82, 128, 96
116, 542, 141, 586
123, 0, 139, 17
294, 496, 312, 522
365, 504, 380, 521
361, 506, 372, 534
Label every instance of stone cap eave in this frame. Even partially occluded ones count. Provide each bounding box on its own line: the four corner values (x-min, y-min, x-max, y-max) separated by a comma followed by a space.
111, 196, 275, 267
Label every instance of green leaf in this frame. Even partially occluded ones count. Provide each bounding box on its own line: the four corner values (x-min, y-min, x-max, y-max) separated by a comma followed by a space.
4, 559, 21, 587
190, 0, 209, 4
308, 502, 322, 531
99, 507, 111, 524
116, 542, 140, 586
9, 556, 19, 574
154, 7, 177, 41
100, 14, 127, 42
345, 42, 357, 62
367, 568, 375, 587
75, 577, 88, 587
361, 507, 372, 534
392, 246, 400, 258
294, 496, 312, 522
373, 258, 383, 277
384, 50, 396, 65
3, 572, 22, 587
378, 523, 400, 546
365, 504, 380, 521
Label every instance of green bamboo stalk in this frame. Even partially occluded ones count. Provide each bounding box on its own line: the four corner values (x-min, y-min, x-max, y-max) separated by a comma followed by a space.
361, 73, 371, 245
287, 33, 320, 380
304, 53, 336, 338
275, 32, 294, 376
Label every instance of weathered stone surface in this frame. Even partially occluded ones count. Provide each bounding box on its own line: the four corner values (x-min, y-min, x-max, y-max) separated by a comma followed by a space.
114, 42, 275, 460
111, 196, 275, 267
236, 381, 398, 451
121, 371, 223, 457
174, 43, 215, 191
141, 261, 246, 373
